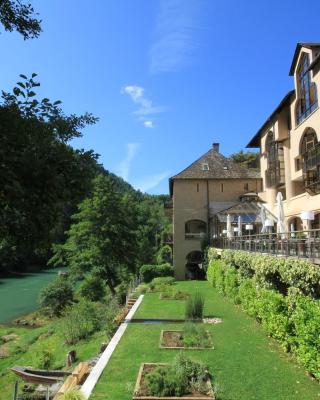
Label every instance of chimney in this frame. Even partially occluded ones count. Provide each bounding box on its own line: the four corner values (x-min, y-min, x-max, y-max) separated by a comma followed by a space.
212, 143, 220, 153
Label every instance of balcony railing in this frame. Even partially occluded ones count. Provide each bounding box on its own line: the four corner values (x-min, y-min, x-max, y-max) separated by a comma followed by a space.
212, 229, 320, 260
185, 232, 206, 240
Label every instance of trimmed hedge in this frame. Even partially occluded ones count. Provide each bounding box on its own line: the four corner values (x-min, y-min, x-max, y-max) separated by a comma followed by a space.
219, 249, 320, 297
207, 249, 320, 379
140, 263, 174, 283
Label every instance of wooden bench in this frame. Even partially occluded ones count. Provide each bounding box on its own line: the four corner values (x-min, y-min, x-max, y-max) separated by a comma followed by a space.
53, 362, 89, 399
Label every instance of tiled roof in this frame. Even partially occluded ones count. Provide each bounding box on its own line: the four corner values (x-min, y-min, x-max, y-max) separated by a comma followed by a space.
170, 147, 261, 180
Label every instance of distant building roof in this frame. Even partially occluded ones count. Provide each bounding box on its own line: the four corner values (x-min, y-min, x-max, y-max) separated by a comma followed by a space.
289, 42, 320, 76
169, 144, 260, 195
246, 91, 294, 148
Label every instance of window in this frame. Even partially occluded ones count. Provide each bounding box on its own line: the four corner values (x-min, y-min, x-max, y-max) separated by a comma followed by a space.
296, 53, 318, 125
300, 129, 320, 194
202, 163, 209, 171
197, 183, 199, 192
244, 183, 249, 191
185, 220, 207, 239
221, 183, 224, 192
265, 131, 285, 187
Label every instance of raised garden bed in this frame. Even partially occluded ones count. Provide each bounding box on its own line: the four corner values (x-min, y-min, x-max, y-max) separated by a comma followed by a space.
159, 330, 214, 350
159, 291, 189, 300
133, 363, 215, 400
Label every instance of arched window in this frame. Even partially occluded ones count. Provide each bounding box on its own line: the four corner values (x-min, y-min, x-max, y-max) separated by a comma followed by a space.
296, 53, 318, 125
266, 131, 277, 166
300, 128, 318, 155
185, 220, 206, 239
300, 129, 320, 194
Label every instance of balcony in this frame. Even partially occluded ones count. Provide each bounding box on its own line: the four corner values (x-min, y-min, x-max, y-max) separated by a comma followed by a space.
212, 230, 320, 261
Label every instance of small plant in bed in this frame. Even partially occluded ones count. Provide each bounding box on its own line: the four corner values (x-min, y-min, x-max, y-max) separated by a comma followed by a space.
185, 292, 205, 321
160, 287, 189, 300
137, 353, 213, 398
161, 323, 213, 349
182, 323, 212, 348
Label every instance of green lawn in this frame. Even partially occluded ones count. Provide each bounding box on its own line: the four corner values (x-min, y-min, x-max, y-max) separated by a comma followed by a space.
92, 281, 320, 400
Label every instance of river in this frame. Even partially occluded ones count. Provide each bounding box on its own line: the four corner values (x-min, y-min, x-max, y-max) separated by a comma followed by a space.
0, 268, 66, 324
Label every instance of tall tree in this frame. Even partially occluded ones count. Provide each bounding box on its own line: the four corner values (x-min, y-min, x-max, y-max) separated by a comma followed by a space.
0, 0, 41, 39
50, 174, 139, 293
0, 75, 99, 272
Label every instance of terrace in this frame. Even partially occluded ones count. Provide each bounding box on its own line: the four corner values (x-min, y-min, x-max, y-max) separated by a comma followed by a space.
212, 229, 320, 262
90, 281, 320, 400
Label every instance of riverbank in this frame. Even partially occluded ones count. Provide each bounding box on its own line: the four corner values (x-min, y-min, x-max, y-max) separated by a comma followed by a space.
0, 268, 66, 324
0, 319, 107, 399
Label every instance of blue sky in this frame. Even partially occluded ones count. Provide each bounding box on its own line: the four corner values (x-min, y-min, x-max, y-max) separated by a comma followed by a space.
1, 0, 320, 194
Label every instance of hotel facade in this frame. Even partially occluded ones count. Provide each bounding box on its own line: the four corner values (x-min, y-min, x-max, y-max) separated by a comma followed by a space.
247, 42, 320, 232
170, 43, 320, 279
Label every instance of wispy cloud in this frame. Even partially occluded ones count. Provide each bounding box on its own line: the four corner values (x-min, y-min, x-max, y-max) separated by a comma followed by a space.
143, 120, 154, 128
121, 85, 164, 127
116, 143, 140, 181
134, 170, 171, 192
150, 0, 204, 74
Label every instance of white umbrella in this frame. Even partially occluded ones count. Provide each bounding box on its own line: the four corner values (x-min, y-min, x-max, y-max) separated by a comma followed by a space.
260, 206, 267, 233
237, 215, 242, 236
276, 192, 286, 237
227, 214, 233, 238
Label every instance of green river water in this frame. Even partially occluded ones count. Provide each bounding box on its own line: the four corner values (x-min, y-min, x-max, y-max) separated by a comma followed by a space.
0, 268, 65, 324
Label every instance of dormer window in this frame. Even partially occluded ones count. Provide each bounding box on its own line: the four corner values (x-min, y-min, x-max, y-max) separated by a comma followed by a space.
202, 163, 209, 171
296, 53, 318, 125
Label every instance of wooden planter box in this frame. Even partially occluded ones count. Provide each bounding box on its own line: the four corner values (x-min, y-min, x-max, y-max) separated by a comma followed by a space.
159, 330, 214, 350
133, 363, 215, 400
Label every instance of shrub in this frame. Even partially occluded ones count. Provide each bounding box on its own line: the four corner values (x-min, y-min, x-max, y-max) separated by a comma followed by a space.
288, 291, 320, 378
238, 279, 259, 318
207, 260, 224, 293
185, 292, 205, 321
39, 277, 74, 316
79, 273, 106, 302
256, 288, 290, 347
60, 299, 104, 344
140, 263, 174, 283
144, 353, 210, 397
182, 323, 211, 348
34, 346, 54, 369
59, 390, 85, 400
224, 267, 239, 300
149, 276, 175, 292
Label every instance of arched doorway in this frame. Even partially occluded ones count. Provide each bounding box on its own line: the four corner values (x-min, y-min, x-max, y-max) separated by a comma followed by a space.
185, 251, 205, 280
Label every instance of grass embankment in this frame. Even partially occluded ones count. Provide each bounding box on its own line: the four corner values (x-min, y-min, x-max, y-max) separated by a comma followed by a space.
0, 317, 106, 399
92, 281, 320, 400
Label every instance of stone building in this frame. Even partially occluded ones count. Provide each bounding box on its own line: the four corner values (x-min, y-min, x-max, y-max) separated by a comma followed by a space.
247, 42, 320, 232
169, 144, 262, 279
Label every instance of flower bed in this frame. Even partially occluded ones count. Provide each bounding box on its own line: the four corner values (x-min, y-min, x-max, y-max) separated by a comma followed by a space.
133, 363, 214, 400
159, 330, 213, 350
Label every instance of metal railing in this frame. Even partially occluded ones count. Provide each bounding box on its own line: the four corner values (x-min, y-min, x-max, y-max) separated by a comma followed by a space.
212, 229, 320, 260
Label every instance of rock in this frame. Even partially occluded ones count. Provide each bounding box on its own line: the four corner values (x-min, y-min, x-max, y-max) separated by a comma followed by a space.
0, 345, 10, 358
1, 333, 18, 343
